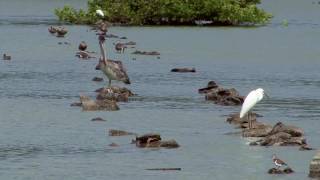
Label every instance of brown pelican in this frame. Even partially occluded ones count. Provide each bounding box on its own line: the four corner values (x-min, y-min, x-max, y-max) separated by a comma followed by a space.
3, 54, 11, 60
78, 41, 87, 51
95, 35, 130, 86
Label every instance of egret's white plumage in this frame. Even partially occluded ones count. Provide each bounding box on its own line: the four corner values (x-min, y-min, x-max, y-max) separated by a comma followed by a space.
240, 88, 265, 118
96, 9, 104, 17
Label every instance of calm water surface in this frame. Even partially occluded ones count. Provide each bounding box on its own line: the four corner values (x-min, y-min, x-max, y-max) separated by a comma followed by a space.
0, 0, 320, 179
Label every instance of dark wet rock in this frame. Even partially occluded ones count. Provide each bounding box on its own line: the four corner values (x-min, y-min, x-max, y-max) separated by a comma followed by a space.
242, 124, 272, 137
268, 122, 304, 137
78, 41, 87, 51
91, 117, 106, 122
3, 53, 11, 60
79, 95, 119, 111
92, 77, 103, 82
135, 133, 179, 149
70, 102, 82, 107
268, 167, 294, 174
299, 144, 314, 151
171, 68, 196, 73
109, 129, 137, 136
203, 84, 244, 106
146, 168, 181, 171
132, 50, 160, 56
198, 81, 219, 94
106, 33, 119, 38
96, 86, 134, 102
120, 36, 127, 39
309, 151, 320, 178
109, 142, 119, 147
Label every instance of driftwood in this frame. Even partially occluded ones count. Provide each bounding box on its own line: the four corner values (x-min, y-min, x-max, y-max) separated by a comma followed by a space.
171, 68, 196, 73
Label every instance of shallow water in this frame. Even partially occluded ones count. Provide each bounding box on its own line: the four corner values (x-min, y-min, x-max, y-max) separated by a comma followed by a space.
0, 0, 320, 179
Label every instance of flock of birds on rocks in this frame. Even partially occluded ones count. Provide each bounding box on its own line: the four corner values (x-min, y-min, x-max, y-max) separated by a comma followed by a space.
1, 9, 312, 173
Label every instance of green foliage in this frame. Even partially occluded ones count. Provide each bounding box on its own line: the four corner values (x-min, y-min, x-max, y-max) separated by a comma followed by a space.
54, 0, 272, 26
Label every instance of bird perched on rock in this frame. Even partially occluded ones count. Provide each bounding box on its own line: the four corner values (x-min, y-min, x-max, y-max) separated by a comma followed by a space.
272, 154, 287, 169
95, 35, 130, 86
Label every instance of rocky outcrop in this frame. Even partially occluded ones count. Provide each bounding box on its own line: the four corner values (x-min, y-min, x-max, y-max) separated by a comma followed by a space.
199, 81, 244, 106
309, 151, 320, 178
79, 95, 119, 111
171, 68, 196, 73
134, 133, 179, 148
95, 86, 134, 102
226, 113, 310, 148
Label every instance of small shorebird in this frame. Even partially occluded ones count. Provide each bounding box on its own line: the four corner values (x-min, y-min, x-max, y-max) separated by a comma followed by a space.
272, 154, 287, 169
95, 35, 130, 86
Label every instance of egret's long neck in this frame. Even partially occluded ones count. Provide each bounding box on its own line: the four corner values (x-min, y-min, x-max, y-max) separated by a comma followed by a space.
99, 41, 107, 63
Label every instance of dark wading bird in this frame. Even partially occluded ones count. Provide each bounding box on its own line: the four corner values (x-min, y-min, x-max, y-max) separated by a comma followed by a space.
114, 42, 127, 53
95, 35, 130, 86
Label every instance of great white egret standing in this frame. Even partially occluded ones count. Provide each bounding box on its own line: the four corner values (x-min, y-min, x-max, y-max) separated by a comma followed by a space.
240, 88, 268, 129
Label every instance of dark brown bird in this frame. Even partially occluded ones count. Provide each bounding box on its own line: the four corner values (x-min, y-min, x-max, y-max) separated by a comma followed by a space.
78, 41, 87, 51
48, 26, 57, 34
3, 54, 11, 60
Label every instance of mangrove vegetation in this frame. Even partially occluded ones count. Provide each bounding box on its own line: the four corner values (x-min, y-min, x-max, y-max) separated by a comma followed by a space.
55, 0, 272, 26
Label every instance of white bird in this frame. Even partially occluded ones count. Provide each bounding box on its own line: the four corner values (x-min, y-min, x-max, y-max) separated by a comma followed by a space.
96, 9, 104, 17
240, 88, 268, 129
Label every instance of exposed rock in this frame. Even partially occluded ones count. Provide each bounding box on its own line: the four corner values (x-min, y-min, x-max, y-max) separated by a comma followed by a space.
146, 168, 181, 171
92, 77, 103, 82
48, 26, 57, 34
309, 151, 320, 178
78, 41, 87, 51
132, 50, 160, 56
299, 144, 314, 151
171, 68, 196, 73
76, 51, 95, 59
124, 41, 136, 45
91, 117, 106, 122
135, 133, 179, 149
79, 95, 119, 111
242, 123, 272, 137
108, 129, 137, 136
198, 81, 219, 94
268, 167, 294, 174
56, 27, 68, 37
204, 86, 244, 106
96, 86, 134, 102
3, 53, 11, 60
268, 122, 304, 137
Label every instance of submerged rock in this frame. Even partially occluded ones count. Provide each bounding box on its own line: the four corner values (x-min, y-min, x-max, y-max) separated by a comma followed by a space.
132, 50, 160, 56
79, 95, 119, 111
91, 117, 106, 122
109, 129, 137, 136
70, 102, 82, 107
171, 68, 196, 73
96, 86, 134, 102
92, 77, 103, 82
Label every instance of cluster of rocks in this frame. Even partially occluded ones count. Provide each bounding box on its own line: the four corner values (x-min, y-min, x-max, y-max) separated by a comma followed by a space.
72, 86, 134, 111
226, 113, 312, 149
108, 129, 179, 149
48, 26, 68, 37
199, 81, 244, 106
309, 151, 320, 178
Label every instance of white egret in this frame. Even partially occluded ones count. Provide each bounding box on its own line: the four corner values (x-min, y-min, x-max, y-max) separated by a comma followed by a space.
240, 88, 268, 129
96, 9, 104, 17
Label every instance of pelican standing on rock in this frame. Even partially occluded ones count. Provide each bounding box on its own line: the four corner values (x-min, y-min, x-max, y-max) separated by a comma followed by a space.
240, 88, 268, 129
95, 34, 130, 86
